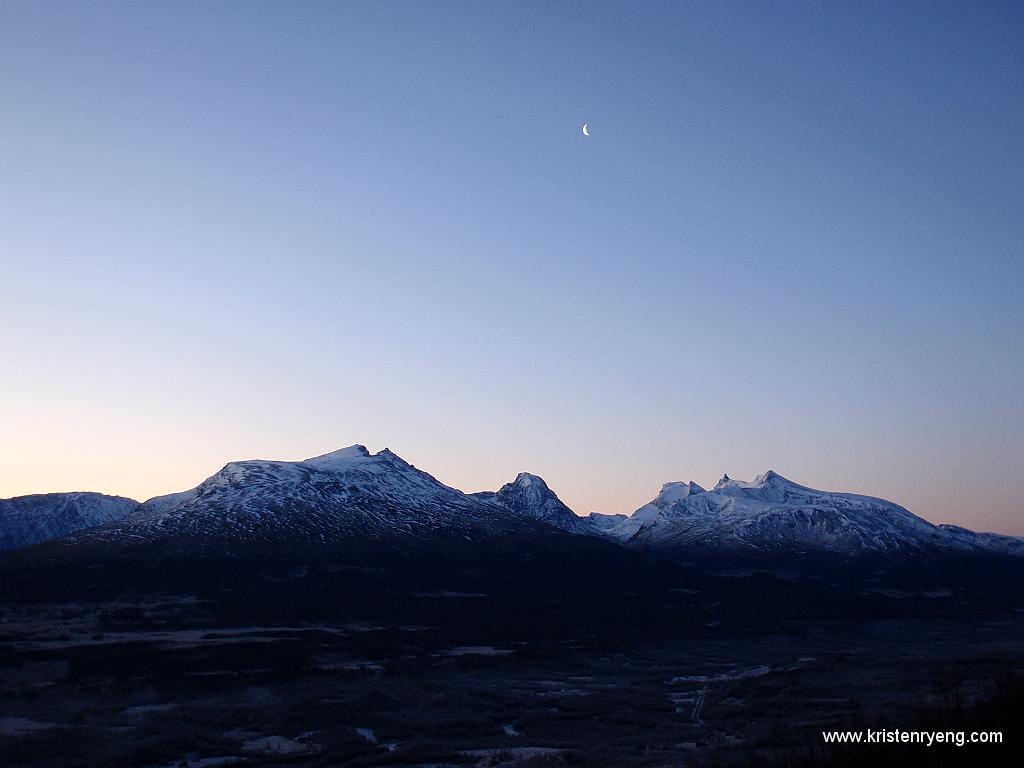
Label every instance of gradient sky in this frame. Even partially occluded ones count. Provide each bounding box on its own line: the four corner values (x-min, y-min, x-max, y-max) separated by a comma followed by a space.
2, 1, 1022, 533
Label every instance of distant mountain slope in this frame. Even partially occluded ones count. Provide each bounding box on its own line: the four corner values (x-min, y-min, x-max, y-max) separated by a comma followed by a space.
938, 524, 1024, 557
0, 492, 138, 551
598, 470, 1023, 557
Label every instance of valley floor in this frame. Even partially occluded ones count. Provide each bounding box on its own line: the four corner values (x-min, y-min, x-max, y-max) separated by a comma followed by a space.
2, 601, 1023, 767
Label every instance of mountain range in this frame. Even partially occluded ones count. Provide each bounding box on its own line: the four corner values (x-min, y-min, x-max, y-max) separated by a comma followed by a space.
588, 470, 1022, 557
2, 444, 1019, 560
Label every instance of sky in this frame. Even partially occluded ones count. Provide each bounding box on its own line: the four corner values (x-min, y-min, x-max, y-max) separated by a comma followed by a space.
1, 1, 1022, 533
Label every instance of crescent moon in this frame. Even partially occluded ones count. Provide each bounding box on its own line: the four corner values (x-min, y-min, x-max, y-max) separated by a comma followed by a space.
582, 123, 589, 137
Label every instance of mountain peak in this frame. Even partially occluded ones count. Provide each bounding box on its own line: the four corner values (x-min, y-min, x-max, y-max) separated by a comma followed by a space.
306, 444, 371, 463
512, 472, 550, 490
713, 471, 793, 491
753, 470, 788, 486
376, 447, 405, 462
656, 481, 706, 504
477, 472, 590, 535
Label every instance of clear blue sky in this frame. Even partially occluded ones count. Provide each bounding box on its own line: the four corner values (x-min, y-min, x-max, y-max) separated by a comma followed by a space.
2, 1, 1022, 533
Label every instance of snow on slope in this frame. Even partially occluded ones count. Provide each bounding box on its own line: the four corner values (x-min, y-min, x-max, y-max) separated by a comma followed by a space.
597, 470, 1017, 556
586, 481, 707, 542
0, 492, 139, 551
79, 446, 567, 546
585, 512, 630, 536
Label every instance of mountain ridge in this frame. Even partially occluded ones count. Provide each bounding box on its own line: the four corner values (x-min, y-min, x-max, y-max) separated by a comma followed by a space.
0, 492, 139, 551
2, 446, 1020, 559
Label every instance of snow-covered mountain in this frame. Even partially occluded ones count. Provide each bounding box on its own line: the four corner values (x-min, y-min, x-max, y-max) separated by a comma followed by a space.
74, 446, 573, 548
472, 472, 593, 535
0, 492, 139, 551
96, 445, 513, 543
593, 470, 1023, 557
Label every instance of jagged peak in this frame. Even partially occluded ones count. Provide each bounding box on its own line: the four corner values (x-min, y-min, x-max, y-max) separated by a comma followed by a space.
655, 480, 706, 504
753, 469, 788, 485
713, 470, 795, 491
376, 447, 407, 462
